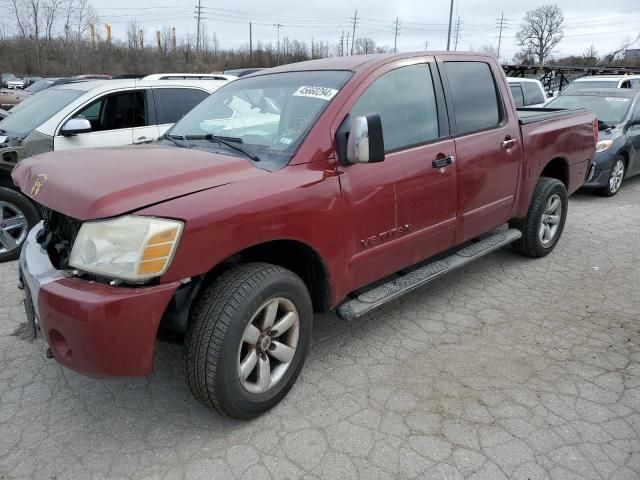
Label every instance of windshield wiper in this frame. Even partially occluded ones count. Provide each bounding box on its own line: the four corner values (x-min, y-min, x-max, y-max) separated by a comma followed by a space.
182, 134, 261, 162
164, 134, 190, 148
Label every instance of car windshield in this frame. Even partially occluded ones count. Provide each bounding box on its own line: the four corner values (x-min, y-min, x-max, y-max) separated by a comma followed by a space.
25, 79, 58, 93
546, 94, 632, 124
167, 70, 352, 169
563, 80, 619, 94
0, 88, 84, 138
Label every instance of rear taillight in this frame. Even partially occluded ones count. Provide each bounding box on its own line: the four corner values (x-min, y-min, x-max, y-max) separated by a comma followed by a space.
592, 118, 598, 145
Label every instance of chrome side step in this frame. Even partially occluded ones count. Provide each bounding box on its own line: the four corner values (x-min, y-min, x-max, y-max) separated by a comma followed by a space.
337, 228, 522, 322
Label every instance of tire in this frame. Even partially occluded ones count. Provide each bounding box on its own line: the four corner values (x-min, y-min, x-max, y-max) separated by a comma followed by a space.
185, 262, 313, 419
0, 187, 40, 262
598, 155, 625, 197
510, 177, 568, 258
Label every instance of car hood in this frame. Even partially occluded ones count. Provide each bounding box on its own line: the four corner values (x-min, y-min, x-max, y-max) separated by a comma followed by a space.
12, 145, 268, 220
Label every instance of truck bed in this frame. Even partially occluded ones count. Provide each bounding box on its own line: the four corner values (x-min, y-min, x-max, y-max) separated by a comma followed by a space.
517, 107, 591, 125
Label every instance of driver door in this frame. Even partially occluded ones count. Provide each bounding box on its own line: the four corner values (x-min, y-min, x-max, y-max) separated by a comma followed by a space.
55, 90, 148, 150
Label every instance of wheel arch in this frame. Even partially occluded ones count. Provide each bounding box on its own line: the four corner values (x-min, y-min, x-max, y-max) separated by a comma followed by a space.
539, 157, 569, 188
204, 239, 333, 314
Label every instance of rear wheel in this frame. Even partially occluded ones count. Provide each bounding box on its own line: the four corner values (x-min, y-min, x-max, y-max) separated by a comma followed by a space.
510, 177, 568, 258
185, 262, 313, 419
0, 188, 40, 262
598, 156, 625, 197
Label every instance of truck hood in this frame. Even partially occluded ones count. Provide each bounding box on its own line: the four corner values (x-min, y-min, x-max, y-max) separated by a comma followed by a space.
12, 145, 268, 220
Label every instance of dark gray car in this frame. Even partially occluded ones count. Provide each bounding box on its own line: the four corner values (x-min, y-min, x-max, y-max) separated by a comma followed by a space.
545, 89, 640, 196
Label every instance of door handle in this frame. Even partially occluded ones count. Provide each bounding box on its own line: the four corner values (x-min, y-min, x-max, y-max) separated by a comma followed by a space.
501, 137, 517, 149
432, 155, 455, 169
133, 137, 155, 145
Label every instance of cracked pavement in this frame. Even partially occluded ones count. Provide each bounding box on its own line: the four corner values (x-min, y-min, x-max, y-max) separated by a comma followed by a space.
1, 179, 640, 480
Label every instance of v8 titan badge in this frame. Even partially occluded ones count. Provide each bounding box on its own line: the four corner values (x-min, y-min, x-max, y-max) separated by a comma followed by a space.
30, 173, 48, 197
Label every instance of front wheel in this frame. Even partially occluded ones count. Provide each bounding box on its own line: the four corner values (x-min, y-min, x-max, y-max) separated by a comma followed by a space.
0, 187, 40, 262
185, 263, 313, 419
598, 156, 625, 197
510, 177, 568, 258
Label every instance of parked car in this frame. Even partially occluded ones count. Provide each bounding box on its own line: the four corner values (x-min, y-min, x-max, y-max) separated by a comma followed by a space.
0, 77, 68, 111
5, 77, 25, 89
1, 74, 17, 88
562, 74, 640, 94
23, 76, 42, 88
506, 77, 548, 107
545, 88, 640, 196
13, 52, 596, 418
0, 74, 232, 261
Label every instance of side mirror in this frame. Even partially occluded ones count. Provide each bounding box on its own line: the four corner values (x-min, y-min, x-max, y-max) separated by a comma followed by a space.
346, 115, 385, 164
61, 118, 92, 137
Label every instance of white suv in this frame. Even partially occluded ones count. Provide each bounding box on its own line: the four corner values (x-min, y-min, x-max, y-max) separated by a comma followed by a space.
563, 75, 640, 94
506, 77, 548, 107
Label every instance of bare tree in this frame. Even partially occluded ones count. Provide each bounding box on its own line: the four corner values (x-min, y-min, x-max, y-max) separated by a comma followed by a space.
354, 37, 376, 55
603, 33, 640, 63
516, 4, 564, 64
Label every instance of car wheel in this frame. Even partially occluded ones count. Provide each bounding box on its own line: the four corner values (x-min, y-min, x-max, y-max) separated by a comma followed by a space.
0, 188, 40, 262
599, 156, 625, 197
185, 262, 313, 419
510, 177, 568, 258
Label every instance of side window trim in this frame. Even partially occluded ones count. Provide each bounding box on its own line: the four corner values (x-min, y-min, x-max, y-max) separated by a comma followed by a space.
437, 58, 507, 137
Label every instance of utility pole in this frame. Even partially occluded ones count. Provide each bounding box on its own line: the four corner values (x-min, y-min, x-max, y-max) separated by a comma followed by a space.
424, 41, 430, 50
273, 23, 283, 65
393, 17, 400, 53
496, 12, 505, 60
249, 22, 253, 65
172, 27, 176, 50
446, 0, 454, 51
194, 0, 203, 53
140, 29, 144, 49
340, 31, 344, 56
346, 31, 350, 56
350, 10, 358, 55
453, 16, 461, 51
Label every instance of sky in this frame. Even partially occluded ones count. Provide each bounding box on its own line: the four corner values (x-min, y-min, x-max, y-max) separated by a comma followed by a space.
92, 0, 640, 61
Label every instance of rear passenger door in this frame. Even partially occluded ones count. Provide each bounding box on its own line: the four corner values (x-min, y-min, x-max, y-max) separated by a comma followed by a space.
341, 60, 458, 289
151, 87, 210, 140
438, 57, 522, 243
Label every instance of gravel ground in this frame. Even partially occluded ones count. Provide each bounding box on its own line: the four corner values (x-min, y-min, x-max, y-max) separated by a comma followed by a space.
1, 178, 640, 480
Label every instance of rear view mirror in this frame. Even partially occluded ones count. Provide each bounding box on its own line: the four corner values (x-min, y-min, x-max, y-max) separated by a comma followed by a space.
61, 118, 92, 136
346, 115, 385, 164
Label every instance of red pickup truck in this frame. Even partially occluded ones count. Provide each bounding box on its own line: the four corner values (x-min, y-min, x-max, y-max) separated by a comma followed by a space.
13, 53, 596, 419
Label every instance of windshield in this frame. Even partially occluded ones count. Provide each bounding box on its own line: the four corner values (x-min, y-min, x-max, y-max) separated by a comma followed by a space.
563, 80, 618, 94
0, 88, 84, 138
546, 94, 632, 124
25, 79, 58, 93
167, 70, 352, 169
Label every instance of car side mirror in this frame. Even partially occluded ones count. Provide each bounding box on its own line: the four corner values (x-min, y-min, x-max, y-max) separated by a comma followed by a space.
346, 115, 385, 164
61, 118, 92, 137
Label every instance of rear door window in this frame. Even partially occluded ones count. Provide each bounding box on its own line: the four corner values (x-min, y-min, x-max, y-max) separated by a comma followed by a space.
152, 88, 210, 124
444, 61, 501, 135
509, 84, 524, 107
522, 82, 545, 105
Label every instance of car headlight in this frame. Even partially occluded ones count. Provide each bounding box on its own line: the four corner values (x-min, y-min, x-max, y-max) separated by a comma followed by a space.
69, 216, 184, 282
595, 139, 613, 153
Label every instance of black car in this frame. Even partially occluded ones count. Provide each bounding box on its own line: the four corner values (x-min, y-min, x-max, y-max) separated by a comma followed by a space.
545, 89, 640, 196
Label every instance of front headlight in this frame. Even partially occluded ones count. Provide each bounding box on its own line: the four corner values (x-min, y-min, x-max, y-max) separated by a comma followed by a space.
595, 139, 613, 153
69, 216, 184, 282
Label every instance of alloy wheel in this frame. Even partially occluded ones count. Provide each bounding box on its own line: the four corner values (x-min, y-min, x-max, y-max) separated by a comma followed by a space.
0, 201, 28, 255
538, 194, 562, 247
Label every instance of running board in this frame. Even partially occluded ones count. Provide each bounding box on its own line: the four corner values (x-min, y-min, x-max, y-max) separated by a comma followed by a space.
337, 228, 522, 322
